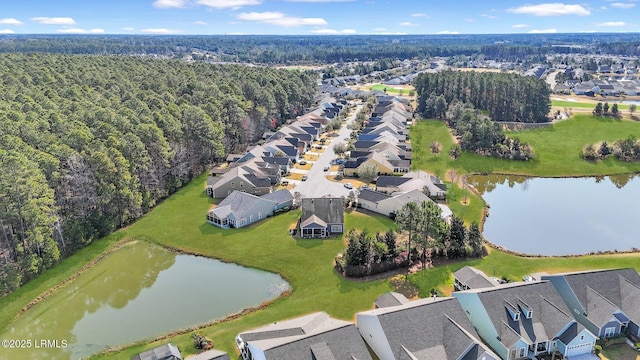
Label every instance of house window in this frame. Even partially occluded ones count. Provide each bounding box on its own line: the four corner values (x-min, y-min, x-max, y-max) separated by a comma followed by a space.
510, 349, 516, 359
518, 347, 526, 358
604, 327, 616, 337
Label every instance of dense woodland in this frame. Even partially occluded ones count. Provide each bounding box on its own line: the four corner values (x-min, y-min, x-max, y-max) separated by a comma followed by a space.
0, 54, 317, 295
0, 34, 639, 63
414, 70, 551, 123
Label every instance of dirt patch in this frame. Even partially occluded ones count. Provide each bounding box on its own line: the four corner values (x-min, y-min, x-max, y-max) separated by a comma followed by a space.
389, 274, 419, 299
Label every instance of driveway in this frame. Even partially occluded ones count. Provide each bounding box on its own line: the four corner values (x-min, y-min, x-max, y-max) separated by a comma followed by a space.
291, 102, 363, 198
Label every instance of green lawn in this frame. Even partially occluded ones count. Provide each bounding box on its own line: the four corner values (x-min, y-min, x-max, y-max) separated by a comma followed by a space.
551, 99, 630, 110
411, 116, 640, 178
369, 84, 413, 95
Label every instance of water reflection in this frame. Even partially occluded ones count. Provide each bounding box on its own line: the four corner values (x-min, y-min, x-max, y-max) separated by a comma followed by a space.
469, 174, 640, 256
0, 241, 289, 360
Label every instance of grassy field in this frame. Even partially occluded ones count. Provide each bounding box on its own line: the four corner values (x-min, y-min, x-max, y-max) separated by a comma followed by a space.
411, 115, 640, 178
369, 84, 414, 95
551, 100, 631, 110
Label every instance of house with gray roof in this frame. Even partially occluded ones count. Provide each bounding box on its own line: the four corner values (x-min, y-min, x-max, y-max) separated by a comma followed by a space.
357, 297, 500, 360
236, 312, 372, 360
187, 349, 230, 360
357, 189, 449, 221
131, 343, 182, 360
296, 198, 344, 238
374, 291, 409, 309
453, 266, 500, 291
453, 282, 597, 360
206, 189, 292, 229
542, 268, 640, 338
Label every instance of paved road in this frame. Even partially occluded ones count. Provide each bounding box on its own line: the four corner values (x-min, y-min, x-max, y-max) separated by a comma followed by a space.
291, 103, 363, 198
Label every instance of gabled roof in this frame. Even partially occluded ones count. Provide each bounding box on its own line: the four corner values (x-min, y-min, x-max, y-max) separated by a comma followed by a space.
376, 176, 412, 188
208, 190, 277, 221
375, 291, 409, 308
358, 189, 391, 203
358, 297, 498, 360
131, 343, 182, 360
262, 156, 291, 166
559, 268, 640, 324
300, 198, 344, 227
189, 349, 230, 360
453, 266, 499, 290
463, 282, 579, 346
261, 189, 293, 205
239, 312, 372, 360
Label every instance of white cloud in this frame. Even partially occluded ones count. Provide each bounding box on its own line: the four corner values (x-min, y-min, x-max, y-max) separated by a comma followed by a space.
512, 24, 529, 28
31, 17, 76, 25
611, 2, 636, 8
600, 6, 608, 10
0, 29, 15, 34
399, 21, 419, 27
122, 27, 136, 31
437, 30, 459, 34
194, 20, 208, 25
528, 28, 558, 33
311, 28, 357, 34
237, 12, 327, 27
466, 18, 476, 22
56, 28, 105, 34
508, 3, 590, 16
141, 28, 181, 34
153, 0, 189, 8
196, 0, 262, 8
481, 14, 498, 19
0, 18, 23, 25
597, 21, 627, 26
411, 13, 427, 17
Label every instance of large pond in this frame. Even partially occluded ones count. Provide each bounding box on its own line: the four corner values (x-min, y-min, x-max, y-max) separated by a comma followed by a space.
0, 241, 289, 360
468, 174, 640, 256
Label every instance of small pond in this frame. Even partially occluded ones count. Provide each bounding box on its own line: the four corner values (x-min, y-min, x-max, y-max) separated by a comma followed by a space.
468, 174, 640, 256
0, 241, 289, 360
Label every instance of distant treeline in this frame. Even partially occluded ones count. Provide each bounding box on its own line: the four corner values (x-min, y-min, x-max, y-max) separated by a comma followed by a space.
0, 34, 639, 63
414, 70, 551, 123
0, 54, 317, 295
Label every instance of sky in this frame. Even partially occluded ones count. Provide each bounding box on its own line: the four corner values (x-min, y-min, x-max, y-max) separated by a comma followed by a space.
0, 0, 638, 35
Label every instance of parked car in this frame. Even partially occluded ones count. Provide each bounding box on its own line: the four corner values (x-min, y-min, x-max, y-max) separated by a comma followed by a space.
299, 160, 307, 165
301, 175, 308, 181
344, 183, 353, 189
323, 166, 329, 171
336, 159, 345, 165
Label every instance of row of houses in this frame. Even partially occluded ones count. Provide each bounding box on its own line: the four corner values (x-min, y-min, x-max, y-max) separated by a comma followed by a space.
230, 267, 639, 360
343, 95, 414, 177
206, 99, 345, 199
555, 78, 640, 97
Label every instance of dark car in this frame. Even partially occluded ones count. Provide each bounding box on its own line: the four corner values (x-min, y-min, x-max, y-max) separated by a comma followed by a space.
301, 175, 308, 181
323, 166, 329, 171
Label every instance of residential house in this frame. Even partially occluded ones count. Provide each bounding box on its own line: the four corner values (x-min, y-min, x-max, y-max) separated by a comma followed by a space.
343, 151, 409, 177
453, 266, 500, 291
358, 189, 450, 220
206, 189, 293, 229
376, 171, 447, 200
374, 291, 409, 309
131, 343, 182, 360
236, 312, 373, 360
206, 165, 274, 199
453, 282, 597, 360
542, 268, 640, 338
357, 296, 500, 360
188, 349, 230, 360
296, 198, 344, 238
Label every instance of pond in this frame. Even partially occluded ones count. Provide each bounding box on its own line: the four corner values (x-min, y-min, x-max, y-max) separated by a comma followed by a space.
468, 174, 640, 256
0, 241, 289, 360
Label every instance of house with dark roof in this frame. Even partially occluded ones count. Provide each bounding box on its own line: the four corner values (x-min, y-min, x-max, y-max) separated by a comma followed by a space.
453, 282, 597, 360
296, 198, 344, 238
453, 266, 500, 291
236, 312, 372, 360
542, 268, 640, 338
206, 189, 293, 229
357, 297, 500, 360
188, 349, 230, 360
131, 343, 182, 360
374, 291, 409, 309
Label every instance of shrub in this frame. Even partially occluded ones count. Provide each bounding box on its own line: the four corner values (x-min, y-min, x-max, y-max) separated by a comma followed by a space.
193, 332, 213, 351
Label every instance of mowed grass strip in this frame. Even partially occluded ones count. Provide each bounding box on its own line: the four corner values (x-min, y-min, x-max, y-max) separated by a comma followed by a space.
551, 99, 630, 110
